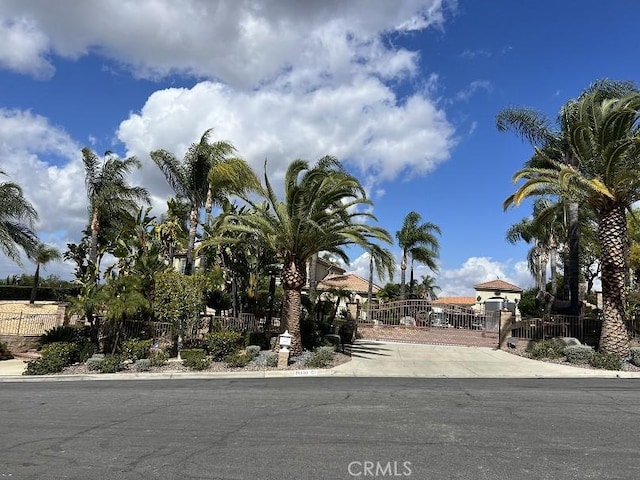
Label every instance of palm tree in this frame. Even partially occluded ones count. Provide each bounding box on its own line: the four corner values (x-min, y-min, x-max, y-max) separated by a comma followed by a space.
498, 80, 637, 315
207, 156, 393, 354
29, 244, 61, 304
151, 129, 257, 275
418, 274, 440, 300
506, 85, 640, 356
82, 148, 149, 277
0, 169, 39, 263
396, 211, 441, 300
365, 243, 396, 320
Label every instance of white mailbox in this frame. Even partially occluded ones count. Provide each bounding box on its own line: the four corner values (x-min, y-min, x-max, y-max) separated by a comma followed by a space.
279, 330, 292, 350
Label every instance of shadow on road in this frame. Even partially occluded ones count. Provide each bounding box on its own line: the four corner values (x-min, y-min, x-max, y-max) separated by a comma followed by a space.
345, 341, 391, 358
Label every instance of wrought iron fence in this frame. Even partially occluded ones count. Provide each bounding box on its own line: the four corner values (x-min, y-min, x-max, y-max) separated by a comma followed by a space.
362, 299, 500, 332
511, 314, 640, 346
0, 312, 61, 336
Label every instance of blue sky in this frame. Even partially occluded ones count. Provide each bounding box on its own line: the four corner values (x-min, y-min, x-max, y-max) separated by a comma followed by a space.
1, 0, 638, 296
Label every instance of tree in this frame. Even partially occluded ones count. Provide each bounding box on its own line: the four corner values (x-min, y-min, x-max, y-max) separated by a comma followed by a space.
29, 244, 61, 304
82, 148, 149, 277
498, 79, 637, 316
208, 156, 393, 355
417, 275, 440, 300
396, 211, 441, 300
0, 169, 39, 263
505, 84, 640, 356
365, 244, 396, 320
150, 129, 257, 275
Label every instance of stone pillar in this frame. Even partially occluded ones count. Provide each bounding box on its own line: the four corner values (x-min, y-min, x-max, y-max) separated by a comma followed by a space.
56, 303, 69, 326
498, 310, 514, 348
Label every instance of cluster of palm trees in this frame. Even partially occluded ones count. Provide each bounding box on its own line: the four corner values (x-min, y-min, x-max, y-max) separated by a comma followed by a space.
499, 79, 640, 357
1, 130, 443, 355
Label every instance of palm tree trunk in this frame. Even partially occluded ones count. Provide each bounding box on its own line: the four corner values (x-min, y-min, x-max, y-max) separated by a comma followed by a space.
400, 250, 407, 300
280, 258, 306, 355
567, 203, 581, 315
308, 253, 318, 299
598, 205, 630, 357
29, 263, 40, 304
366, 255, 373, 320
409, 258, 415, 298
549, 235, 558, 297
185, 204, 199, 275
89, 208, 100, 270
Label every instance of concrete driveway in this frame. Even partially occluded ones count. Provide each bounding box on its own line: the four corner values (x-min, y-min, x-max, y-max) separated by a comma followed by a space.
333, 340, 640, 378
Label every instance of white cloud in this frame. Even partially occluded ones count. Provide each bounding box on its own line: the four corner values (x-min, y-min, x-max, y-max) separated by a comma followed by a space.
0, 0, 450, 88
118, 79, 456, 187
454, 80, 492, 102
438, 256, 534, 297
0, 17, 53, 78
0, 109, 87, 278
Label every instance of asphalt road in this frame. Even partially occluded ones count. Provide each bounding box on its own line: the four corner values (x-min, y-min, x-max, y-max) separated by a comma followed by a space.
1, 378, 639, 479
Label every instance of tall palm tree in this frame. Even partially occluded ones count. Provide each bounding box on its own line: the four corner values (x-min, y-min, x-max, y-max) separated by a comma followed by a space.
0, 169, 39, 263
506, 86, 640, 356
82, 148, 149, 277
365, 243, 396, 320
29, 244, 61, 304
498, 79, 637, 315
151, 129, 257, 275
396, 211, 441, 300
207, 156, 393, 354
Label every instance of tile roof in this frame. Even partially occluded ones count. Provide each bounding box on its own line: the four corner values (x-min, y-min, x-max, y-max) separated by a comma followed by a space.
431, 296, 477, 306
317, 272, 379, 294
474, 279, 523, 292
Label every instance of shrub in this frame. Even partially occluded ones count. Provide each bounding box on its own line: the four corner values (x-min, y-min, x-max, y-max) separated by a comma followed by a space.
590, 352, 623, 371
86, 354, 105, 371
265, 351, 279, 367
24, 342, 78, 375
38, 325, 81, 348
304, 346, 335, 368
225, 352, 253, 368
526, 339, 566, 360
630, 347, 640, 367
181, 349, 210, 371
246, 345, 261, 358
204, 331, 243, 361
245, 331, 268, 349
122, 338, 153, 361
98, 354, 125, 373
134, 358, 151, 372
564, 345, 594, 365
0, 341, 13, 360
148, 351, 169, 367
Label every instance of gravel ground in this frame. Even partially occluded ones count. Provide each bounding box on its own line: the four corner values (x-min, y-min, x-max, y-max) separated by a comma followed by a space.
501, 342, 640, 372
56, 350, 351, 376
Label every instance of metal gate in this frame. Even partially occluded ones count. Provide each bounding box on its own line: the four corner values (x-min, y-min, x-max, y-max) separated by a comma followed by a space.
358, 299, 501, 347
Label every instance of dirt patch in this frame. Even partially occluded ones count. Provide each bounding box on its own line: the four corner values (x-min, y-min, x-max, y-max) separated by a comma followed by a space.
0, 301, 59, 314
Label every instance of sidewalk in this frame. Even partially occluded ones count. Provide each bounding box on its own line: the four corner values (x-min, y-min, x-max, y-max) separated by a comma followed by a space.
2, 340, 640, 381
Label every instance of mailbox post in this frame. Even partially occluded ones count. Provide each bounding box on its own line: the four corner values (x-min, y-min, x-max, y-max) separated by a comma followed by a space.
278, 330, 292, 368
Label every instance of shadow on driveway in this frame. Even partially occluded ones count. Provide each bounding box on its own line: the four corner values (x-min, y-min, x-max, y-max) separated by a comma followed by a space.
345, 341, 391, 358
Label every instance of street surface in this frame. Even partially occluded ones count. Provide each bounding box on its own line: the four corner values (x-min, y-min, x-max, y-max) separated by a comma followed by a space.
1, 378, 639, 479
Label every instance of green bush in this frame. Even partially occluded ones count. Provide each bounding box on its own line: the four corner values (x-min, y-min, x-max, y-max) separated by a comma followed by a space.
134, 358, 151, 372
24, 342, 78, 375
181, 349, 210, 371
122, 338, 152, 361
246, 345, 261, 358
590, 352, 623, 371
86, 354, 105, 371
204, 331, 243, 361
265, 351, 279, 367
38, 325, 80, 348
98, 354, 125, 373
564, 345, 594, 365
526, 339, 567, 360
630, 347, 640, 367
148, 351, 169, 367
245, 331, 268, 349
224, 352, 253, 368
38, 325, 94, 362
304, 346, 335, 368
0, 341, 13, 360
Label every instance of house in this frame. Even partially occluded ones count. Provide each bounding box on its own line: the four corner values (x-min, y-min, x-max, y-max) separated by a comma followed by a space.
317, 272, 379, 320
473, 279, 523, 314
